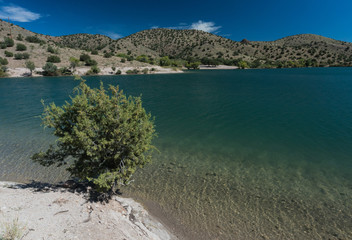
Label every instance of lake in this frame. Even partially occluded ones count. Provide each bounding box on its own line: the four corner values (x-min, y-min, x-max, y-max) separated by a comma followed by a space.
0, 69, 351, 239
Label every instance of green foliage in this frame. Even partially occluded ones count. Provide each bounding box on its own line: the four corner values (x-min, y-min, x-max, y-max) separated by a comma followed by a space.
47, 55, 61, 63
86, 65, 101, 75
91, 50, 98, 55
47, 46, 59, 54
25, 61, 35, 74
4, 51, 13, 57
16, 34, 23, 41
104, 52, 114, 58
0, 66, 8, 78
126, 69, 139, 74
120, 58, 126, 63
116, 70, 122, 75
0, 42, 7, 49
4, 37, 14, 47
42, 62, 58, 76
80, 53, 91, 62
25, 35, 45, 44
69, 57, 80, 70
85, 59, 98, 66
59, 67, 72, 75
116, 53, 129, 58
31, 79, 156, 192
237, 60, 249, 69
185, 61, 201, 69
142, 68, 149, 74
159, 56, 171, 66
16, 43, 27, 51
14, 53, 30, 60
0, 57, 8, 65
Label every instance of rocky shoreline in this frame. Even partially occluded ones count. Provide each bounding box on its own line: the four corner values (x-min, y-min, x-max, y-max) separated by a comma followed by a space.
0, 181, 177, 240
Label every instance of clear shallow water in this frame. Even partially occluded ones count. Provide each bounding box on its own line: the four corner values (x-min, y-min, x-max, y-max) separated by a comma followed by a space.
0, 69, 352, 239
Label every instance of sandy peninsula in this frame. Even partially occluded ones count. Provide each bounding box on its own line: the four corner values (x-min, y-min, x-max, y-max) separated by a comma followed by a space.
0, 181, 177, 240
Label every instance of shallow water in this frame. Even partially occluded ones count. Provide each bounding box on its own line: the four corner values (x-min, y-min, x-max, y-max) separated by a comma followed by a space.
1, 69, 352, 239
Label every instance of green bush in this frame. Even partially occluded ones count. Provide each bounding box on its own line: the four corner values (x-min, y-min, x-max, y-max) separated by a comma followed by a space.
85, 59, 97, 66
42, 62, 58, 76
0, 57, 8, 65
80, 53, 91, 62
14, 53, 30, 60
47, 46, 58, 54
91, 50, 98, 55
116, 70, 122, 75
142, 68, 149, 74
4, 37, 14, 47
25, 61, 35, 75
25, 35, 44, 44
104, 52, 114, 58
5, 51, 13, 57
16, 34, 23, 41
47, 55, 61, 63
16, 43, 27, 51
31, 79, 156, 193
86, 65, 100, 75
126, 69, 139, 74
120, 58, 126, 63
0, 42, 7, 49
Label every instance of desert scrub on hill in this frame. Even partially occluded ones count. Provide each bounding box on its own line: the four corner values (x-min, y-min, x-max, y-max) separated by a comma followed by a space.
31, 78, 156, 193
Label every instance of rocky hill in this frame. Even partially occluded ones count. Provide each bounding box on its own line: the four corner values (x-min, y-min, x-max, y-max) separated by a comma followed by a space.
1, 18, 352, 73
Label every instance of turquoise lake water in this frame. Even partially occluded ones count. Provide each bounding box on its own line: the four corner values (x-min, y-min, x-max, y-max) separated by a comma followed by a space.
0, 69, 351, 239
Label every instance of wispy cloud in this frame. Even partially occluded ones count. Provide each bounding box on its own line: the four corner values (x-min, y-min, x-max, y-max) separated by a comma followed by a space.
0, 5, 41, 22
190, 20, 221, 33
152, 20, 222, 33
104, 31, 123, 39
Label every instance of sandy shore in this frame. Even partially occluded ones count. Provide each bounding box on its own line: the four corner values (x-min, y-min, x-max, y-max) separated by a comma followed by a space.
0, 181, 177, 240
199, 65, 239, 70
4, 66, 183, 78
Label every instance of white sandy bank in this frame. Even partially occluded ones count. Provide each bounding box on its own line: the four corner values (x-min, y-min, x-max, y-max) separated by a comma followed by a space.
0, 182, 177, 240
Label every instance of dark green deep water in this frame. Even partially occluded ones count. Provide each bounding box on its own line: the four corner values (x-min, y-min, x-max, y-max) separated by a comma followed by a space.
0, 69, 352, 239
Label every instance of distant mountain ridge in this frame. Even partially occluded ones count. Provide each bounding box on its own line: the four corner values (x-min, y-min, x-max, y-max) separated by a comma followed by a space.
1, 19, 352, 68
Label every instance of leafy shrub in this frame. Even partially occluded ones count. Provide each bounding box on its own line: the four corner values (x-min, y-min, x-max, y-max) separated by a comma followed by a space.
25, 61, 35, 75
126, 69, 139, 74
91, 50, 98, 55
120, 58, 126, 63
80, 53, 91, 62
4, 37, 14, 47
14, 53, 30, 60
42, 62, 58, 76
0, 57, 8, 65
142, 68, 149, 74
86, 65, 100, 75
25, 35, 44, 44
17, 34, 23, 41
85, 59, 97, 66
5, 51, 13, 57
0, 42, 7, 49
31, 79, 156, 192
47, 55, 61, 63
104, 52, 114, 58
47, 46, 58, 54
16, 43, 27, 51
115, 70, 122, 75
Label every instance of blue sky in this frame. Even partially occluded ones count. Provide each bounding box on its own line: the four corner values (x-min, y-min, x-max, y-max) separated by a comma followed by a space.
0, 0, 351, 42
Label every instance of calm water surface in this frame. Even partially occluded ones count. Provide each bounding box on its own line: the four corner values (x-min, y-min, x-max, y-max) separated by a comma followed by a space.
0, 69, 352, 239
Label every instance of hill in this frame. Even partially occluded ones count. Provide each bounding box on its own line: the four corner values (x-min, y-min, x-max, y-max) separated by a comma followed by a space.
1, 18, 352, 77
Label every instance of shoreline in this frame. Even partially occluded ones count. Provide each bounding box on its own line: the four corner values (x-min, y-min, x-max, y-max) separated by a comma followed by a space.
3, 66, 183, 78
0, 181, 178, 240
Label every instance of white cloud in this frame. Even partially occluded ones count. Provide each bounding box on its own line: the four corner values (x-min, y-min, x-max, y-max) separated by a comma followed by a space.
154, 20, 222, 33
0, 5, 41, 22
190, 20, 221, 33
105, 31, 123, 39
